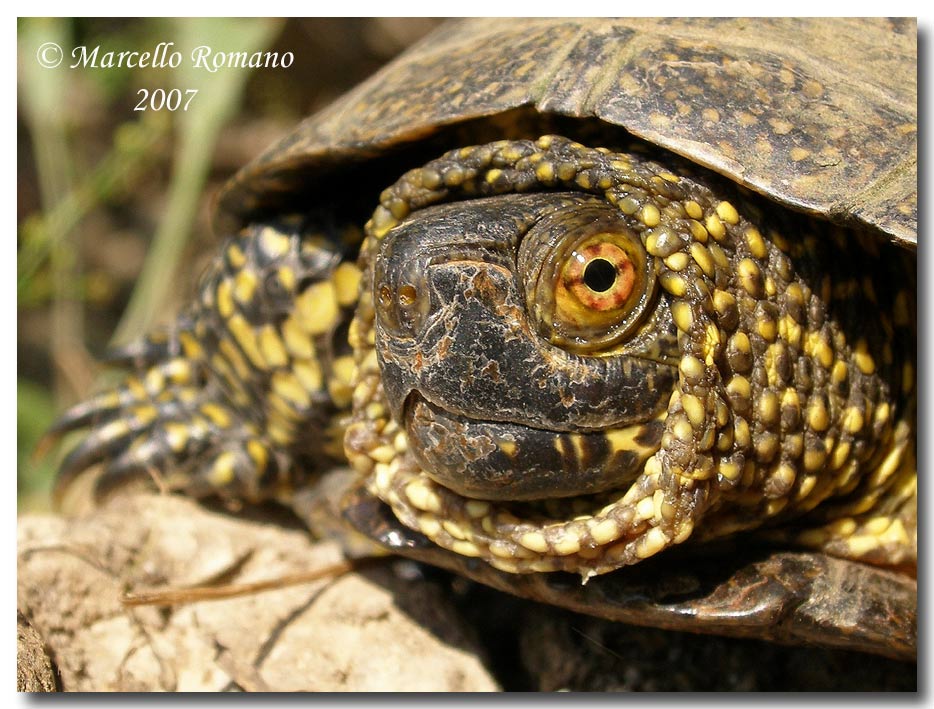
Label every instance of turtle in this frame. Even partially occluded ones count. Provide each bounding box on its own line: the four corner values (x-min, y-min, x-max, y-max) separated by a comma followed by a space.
49, 17, 917, 662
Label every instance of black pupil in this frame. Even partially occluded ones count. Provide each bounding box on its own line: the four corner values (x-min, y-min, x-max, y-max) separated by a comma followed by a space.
583, 258, 617, 292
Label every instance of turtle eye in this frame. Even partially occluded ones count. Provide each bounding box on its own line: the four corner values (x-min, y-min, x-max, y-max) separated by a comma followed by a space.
521, 204, 655, 353
559, 239, 637, 314
550, 230, 652, 349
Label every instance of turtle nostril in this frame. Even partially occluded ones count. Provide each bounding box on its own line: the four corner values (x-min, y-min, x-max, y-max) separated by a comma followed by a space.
377, 281, 428, 338
398, 284, 418, 306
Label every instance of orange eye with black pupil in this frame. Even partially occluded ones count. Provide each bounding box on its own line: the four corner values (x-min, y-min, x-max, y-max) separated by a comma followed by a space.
548, 228, 654, 351
564, 241, 636, 312
521, 203, 655, 353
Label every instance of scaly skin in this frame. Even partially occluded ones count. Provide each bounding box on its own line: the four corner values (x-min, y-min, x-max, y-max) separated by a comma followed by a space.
345, 137, 916, 578
53, 136, 915, 583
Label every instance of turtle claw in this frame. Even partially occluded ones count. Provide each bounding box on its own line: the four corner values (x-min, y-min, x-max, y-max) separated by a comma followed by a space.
53, 409, 157, 500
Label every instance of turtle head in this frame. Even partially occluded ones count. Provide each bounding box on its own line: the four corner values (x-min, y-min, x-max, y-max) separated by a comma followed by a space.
372, 193, 677, 501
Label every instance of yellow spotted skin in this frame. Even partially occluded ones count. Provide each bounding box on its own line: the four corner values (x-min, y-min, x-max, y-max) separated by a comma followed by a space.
52, 217, 362, 505
52, 138, 914, 582
345, 136, 916, 578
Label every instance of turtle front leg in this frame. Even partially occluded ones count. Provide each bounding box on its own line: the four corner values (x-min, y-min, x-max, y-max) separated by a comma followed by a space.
51, 217, 362, 508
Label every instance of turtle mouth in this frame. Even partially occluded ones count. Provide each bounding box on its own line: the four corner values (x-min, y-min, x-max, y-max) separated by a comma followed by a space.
402, 391, 665, 502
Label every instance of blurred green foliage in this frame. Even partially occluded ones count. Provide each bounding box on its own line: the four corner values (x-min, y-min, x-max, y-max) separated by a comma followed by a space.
17, 18, 282, 511
18, 18, 441, 513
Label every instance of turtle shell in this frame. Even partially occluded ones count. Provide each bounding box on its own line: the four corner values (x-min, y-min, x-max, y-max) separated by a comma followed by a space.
216, 17, 916, 249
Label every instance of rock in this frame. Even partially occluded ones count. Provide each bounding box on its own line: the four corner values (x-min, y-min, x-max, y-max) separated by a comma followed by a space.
17, 494, 498, 691
17, 611, 57, 692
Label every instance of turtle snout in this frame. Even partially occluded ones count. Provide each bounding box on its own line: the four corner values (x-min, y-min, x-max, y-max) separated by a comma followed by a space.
374, 268, 431, 340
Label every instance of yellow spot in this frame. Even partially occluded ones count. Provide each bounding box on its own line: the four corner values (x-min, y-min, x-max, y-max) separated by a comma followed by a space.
552, 534, 581, 556
295, 281, 340, 336
745, 227, 768, 259
641, 204, 661, 228
535, 162, 555, 182
779, 316, 802, 348
684, 201, 703, 220
671, 302, 694, 332
441, 519, 468, 541
781, 388, 800, 412
164, 423, 189, 452
293, 358, 323, 394
688, 219, 709, 242
247, 440, 268, 471
679, 355, 705, 381
730, 331, 751, 355
873, 401, 890, 427
705, 213, 726, 241
716, 201, 739, 225
828, 440, 851, 470
803, 446, 827, 472
208, 452, 236, 486
465, 500, 490, 519
797, 475, 817, 499
179, 331, 203, 360
757, 317, 777, 342
635, 527, 669, 559
843, 407, 865, 434
659, 272, 686, 296
764, 498, 788, 516
227, 314, 266, 370
590, 518, 620, 545
497, 439, 518, 457
789, 147, 811, 162
225, 243, 246, 268
845, 535, 880, 557
774, 463, 796, 490
333, 262, 362, 307
758, 391, 780, 426
719, 460, 742, 481
681, 394, 705, 428
259, 227, 291, 257
737, 258, 761, 296
664, 252, 689, 272
854, 339, 876, 375
830, 359, 849, 384
814, 340, 834, 370
281, 316, 315, 359
703, 324, 721, 364
634, 496, 656, 522
258, 325, 289, 368
216, 279, 234, 318
200, 402, 232, 428
726, 375, 751, 402
405, 480, 442, 513
233, 268, 258, 304
673, 519, 694, 544
808, 397, 830, 432
277, 266, 296, 292
488, 540, 518, 559
690, 243, 715, 277
451, 540, 482, 558
272, 371, 312, 408
518, 531, 549, 554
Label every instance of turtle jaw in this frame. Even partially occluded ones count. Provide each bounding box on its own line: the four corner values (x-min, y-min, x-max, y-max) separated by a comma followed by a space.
401, 391, 666, 502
